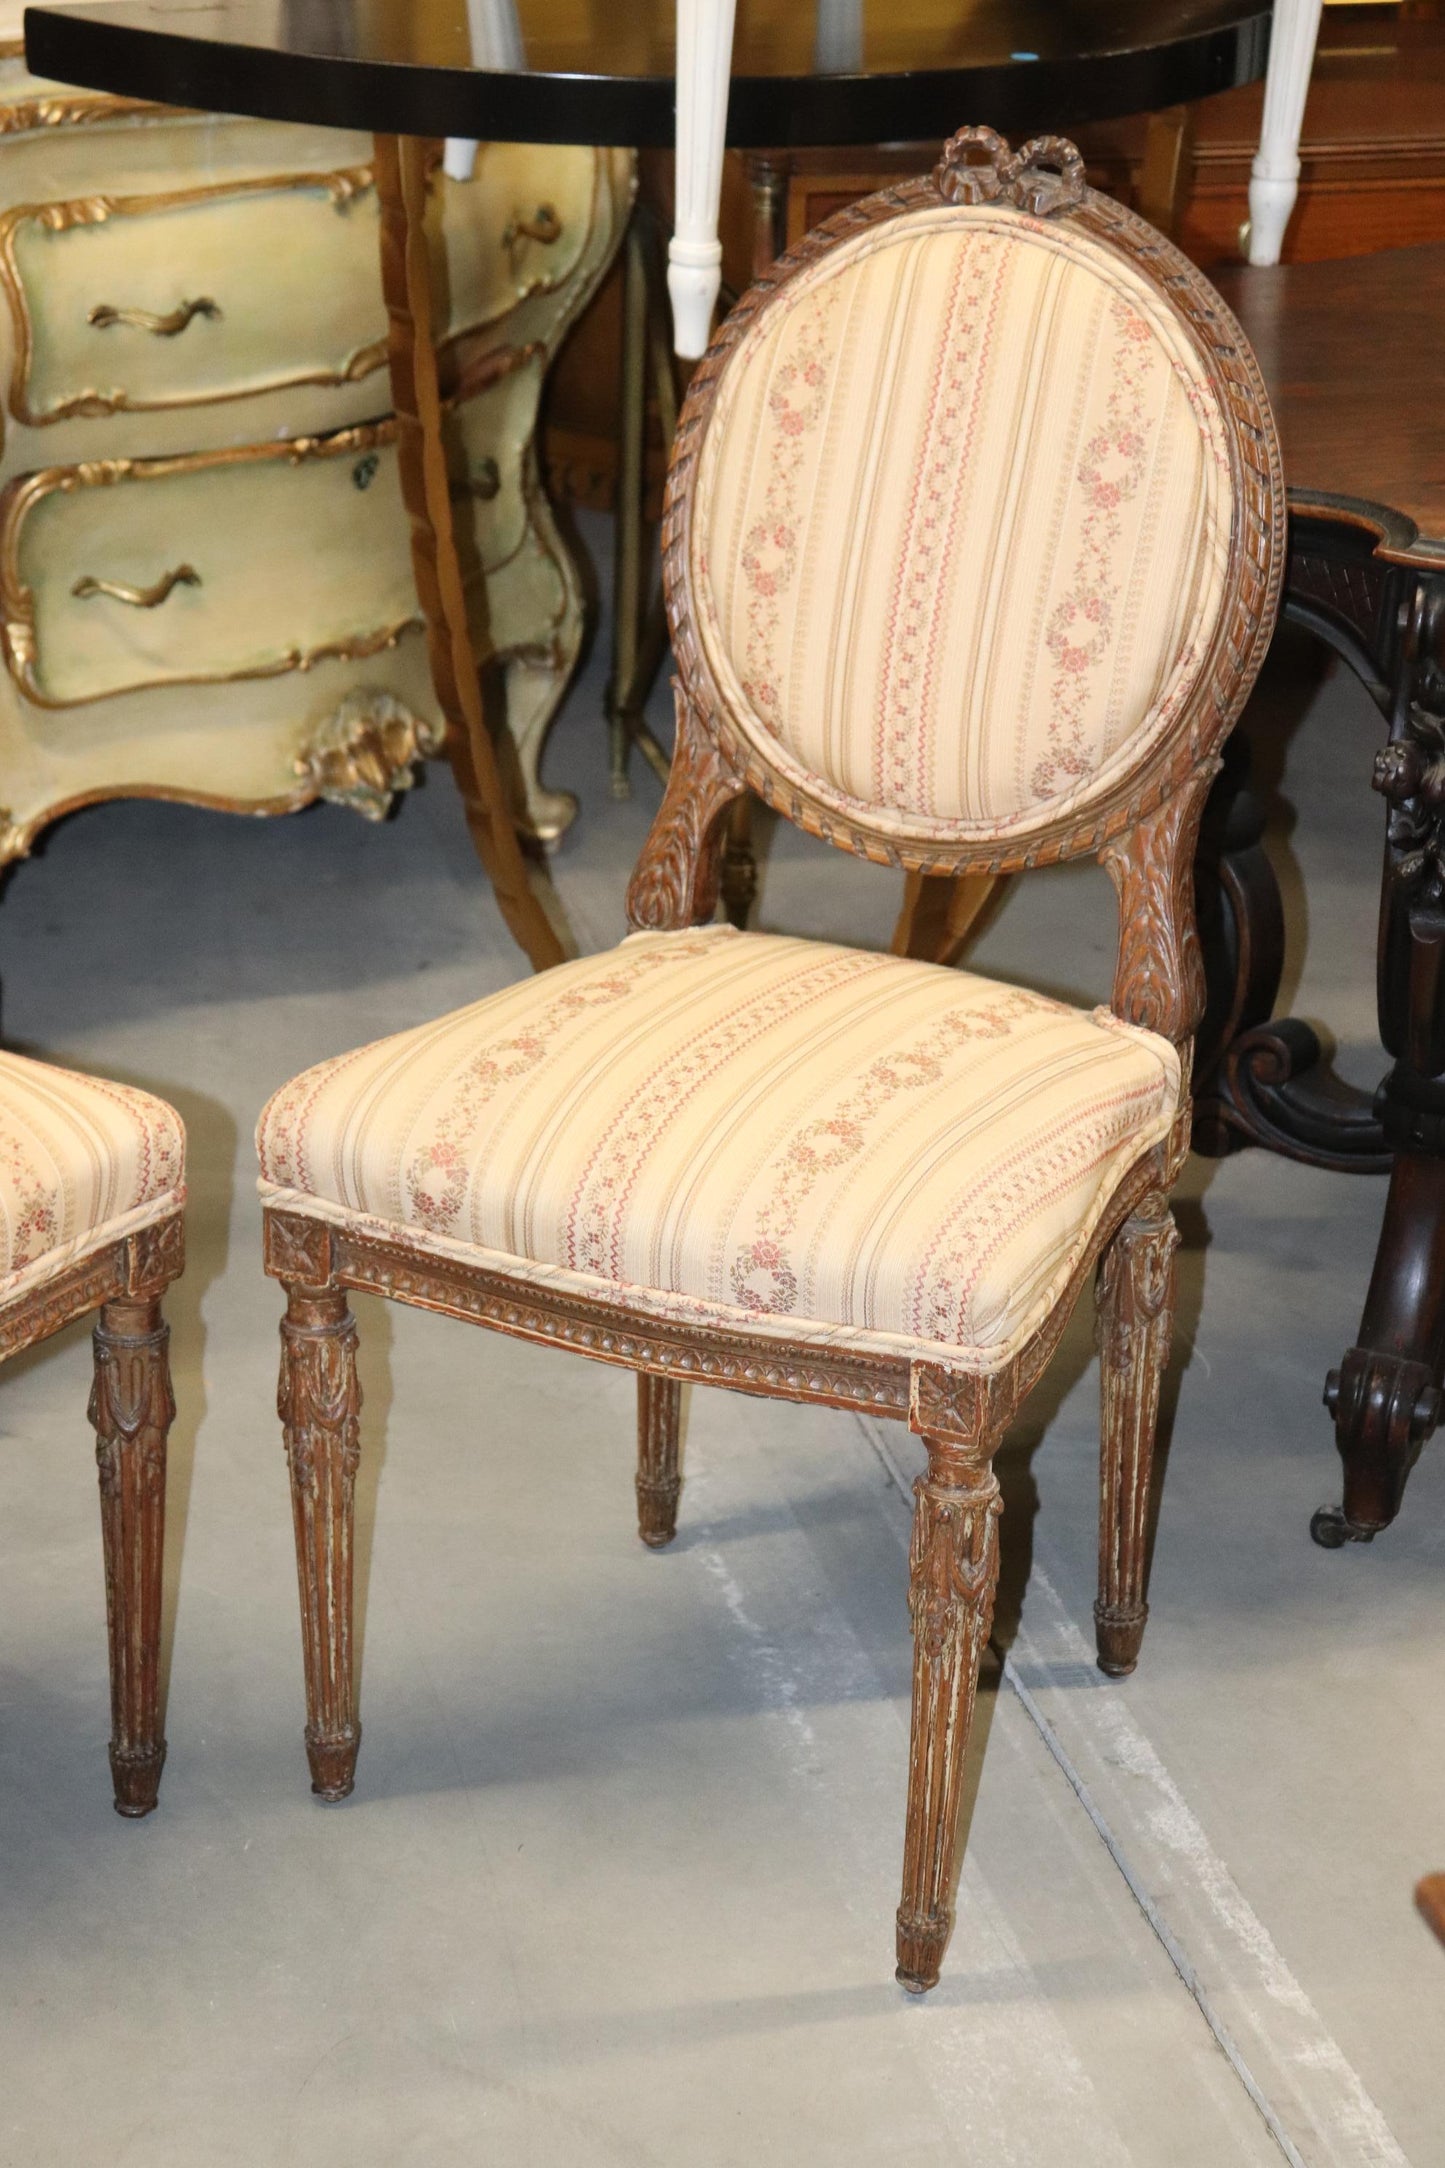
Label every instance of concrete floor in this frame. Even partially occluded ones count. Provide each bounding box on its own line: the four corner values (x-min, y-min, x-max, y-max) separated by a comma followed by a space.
1, 516, 1442, 2164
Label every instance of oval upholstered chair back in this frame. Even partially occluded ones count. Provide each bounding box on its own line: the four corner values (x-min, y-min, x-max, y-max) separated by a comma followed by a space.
649, 130, 1284, 957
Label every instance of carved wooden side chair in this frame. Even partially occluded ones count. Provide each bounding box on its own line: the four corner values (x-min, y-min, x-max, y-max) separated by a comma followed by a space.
257, 127, 1282, 1992
0, 1051, 184, 1814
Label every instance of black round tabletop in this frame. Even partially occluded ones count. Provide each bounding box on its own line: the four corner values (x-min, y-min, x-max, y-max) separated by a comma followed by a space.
24, 0, 1271, 150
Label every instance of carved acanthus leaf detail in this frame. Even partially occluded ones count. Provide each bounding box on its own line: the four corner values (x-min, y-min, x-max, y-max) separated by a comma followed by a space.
90, 1314, 173, 1499
626, 685, 746, 931
1101, 762, 1220, 1044
296, 691, 444, 821
907, 1469, 1002, 1666
279, 1303, 362, 1499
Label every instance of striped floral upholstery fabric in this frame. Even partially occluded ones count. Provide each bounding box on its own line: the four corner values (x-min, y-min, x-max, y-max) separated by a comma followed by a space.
0, 1051, 184, 1303
257, 929, 1180, 1372
693, 207, 1233, 843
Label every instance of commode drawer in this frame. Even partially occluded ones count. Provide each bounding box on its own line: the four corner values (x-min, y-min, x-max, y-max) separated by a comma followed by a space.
0, 143, 606, 428
439, 143, 599, 334
0, 422, 422, 706
0, 167, 388, 425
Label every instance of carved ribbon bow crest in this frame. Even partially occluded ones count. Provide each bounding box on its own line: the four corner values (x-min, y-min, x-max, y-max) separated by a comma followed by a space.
934, 127, 1088, 218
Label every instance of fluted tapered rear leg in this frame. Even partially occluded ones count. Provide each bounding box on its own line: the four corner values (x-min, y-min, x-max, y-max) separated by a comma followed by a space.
91, 1294, 173, 1817
279, 1279, 363, 1800
1094, 1193, 1179, 1677
896, 1442, 1002, 1994
636, 1372, 682, 1547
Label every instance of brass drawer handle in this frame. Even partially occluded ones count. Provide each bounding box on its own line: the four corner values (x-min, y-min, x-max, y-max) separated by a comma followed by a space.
88, 297, 222, 337
502, 205, 561, 252
72, 565, 202, 608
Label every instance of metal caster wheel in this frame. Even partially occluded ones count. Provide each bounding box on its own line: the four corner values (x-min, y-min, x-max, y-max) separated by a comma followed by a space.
1309, 1503, 1376, 1549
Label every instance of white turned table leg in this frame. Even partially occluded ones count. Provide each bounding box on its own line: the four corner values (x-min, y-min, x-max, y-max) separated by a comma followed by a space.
446, 0, 526, 185
670, 0, 739, 358
1246, 0, 1323, 265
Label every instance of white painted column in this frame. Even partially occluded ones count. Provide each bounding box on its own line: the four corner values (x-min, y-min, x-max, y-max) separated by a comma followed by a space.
444, 0, 525, 183
669, 0, 739, 358
1245, 0, 1323, 265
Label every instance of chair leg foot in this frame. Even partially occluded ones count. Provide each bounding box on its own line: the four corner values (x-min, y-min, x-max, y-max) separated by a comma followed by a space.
109, 1741, 166, 1817
636, 1373, 682, 1547
1095, 1194, 1178, 1678
896, 1441, 1002, 1993
306, 1724, 362, 1802
895, 1910, 951, 1995
279, 1278, 363, 1801
1093, 1601, 1147, 1678
91, 1293, 173, 1818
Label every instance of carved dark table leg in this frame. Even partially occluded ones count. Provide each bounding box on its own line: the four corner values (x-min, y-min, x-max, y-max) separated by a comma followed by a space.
1314, 572, 1445, 1542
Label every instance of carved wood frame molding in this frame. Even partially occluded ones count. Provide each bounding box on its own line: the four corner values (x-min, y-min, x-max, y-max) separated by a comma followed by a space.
629, 126, 1286, 1053
263, 1133, 1173, 1451
0, 1207, 185, 1364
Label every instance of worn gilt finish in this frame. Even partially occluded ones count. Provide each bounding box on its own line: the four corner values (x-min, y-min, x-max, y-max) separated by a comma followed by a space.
278, 1281, 363, 1801
0, 166, 383, 426
265, 128, 1282, 1992
0, 1208, 183, 1815
1095, 1190, 1181, 1676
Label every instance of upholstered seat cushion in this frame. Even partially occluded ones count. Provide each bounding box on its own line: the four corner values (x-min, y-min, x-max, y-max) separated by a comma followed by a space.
0, 1051, 185, 1303
257, 928, 1180, 1372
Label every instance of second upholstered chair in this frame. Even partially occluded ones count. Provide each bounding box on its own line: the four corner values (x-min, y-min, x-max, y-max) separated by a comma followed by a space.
255, 128, 1282, 1992
0, 1049, 184, 1813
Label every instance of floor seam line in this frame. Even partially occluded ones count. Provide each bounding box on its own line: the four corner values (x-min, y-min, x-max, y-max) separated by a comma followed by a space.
855, 1410, 1308, 2168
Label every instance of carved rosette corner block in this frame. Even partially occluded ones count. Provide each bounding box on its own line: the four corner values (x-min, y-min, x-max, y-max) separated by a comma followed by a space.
89, 1294, 174, 1815
124, 1209, 185, 1298
896, 1451, 1002, 1994
1094, 1195, 1179, 1677
296, 689, 444, 822
636, 1372, 683, 1547
625, 686, 746, 931
278, 1282, 363, 1800
935, 128, 1087, 218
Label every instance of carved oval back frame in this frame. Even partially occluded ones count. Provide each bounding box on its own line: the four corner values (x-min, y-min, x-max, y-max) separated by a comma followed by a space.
657, 130, 1285, 889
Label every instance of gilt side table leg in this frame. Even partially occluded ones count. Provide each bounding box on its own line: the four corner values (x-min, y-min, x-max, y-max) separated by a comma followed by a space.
373, 134, 565, 973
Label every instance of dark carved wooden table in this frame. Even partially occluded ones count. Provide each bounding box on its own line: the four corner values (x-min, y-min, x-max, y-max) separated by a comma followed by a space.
1200, 241, 1445, 1545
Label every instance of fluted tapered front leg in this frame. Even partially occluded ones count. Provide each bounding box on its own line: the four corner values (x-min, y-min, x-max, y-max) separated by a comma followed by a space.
1094, 1194, 1179, 1677
90, 1294, 173, 1816
636, 1373, 682, 1547
896, 1444, 1002, 1994
279, 1281, 363, 1800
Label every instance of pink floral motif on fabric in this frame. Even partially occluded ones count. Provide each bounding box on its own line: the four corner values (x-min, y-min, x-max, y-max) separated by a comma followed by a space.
874, 236, 1000, 810
561, 946, 884, 1281
0, 1121, 59, 1271
400, 939, 724, 1232
904, 1077, 1171, 1345
737, 282, 842, 731
1031, 298, 1159, 801
729, 986, 1043, 1317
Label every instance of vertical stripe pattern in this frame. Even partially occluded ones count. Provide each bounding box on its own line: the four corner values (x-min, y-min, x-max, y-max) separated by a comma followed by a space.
257, 929, 1181, 1368
693, 207, 1232, 842
0, 1051, 184, 1300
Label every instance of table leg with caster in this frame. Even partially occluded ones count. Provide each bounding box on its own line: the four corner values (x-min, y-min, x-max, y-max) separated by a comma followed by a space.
1315, 574, 1445, 1543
